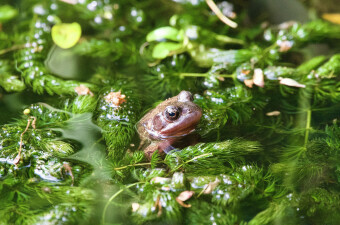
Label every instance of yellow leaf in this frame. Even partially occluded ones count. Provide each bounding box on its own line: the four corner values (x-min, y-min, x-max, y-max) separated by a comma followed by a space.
51, 22, 82, 49
322, 13, 340, 25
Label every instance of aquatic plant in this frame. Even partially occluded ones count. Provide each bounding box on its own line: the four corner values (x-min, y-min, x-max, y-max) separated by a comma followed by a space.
0, 0, 339, 224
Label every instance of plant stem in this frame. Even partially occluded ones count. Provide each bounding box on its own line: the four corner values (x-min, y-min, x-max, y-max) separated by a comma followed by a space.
172, 153, 213, 171
215, 35, 244, 45
13, 116, 36, 165
304, 109, 311, 148
114, 162, 152, 170
178, 72, 234, 78
0, 44, 26, 55
101, 182, 143, 225
205, 0, 237, 28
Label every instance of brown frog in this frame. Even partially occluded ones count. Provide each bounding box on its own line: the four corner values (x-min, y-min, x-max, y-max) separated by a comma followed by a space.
137, 91, 202, 159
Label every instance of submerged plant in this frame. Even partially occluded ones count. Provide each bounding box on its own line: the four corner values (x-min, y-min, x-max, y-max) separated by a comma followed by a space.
0, 0, 339, 224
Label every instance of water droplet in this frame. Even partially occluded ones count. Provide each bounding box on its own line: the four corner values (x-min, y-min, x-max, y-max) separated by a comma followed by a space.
87, 1, 98, 11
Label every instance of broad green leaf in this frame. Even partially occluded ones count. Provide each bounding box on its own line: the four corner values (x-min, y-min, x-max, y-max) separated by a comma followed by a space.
152, 42, 183, 59
146, 26, 184, 42
51, 22, 82, 49
0, 5, 18, 23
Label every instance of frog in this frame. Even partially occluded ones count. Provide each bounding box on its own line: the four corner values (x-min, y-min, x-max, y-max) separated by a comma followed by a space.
137, 90, 202, 159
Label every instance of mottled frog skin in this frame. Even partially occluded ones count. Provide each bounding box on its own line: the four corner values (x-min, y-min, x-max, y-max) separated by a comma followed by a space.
137, 91, 202, 159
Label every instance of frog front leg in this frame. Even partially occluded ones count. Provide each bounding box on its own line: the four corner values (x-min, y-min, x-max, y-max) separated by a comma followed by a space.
144, 139, 176, 160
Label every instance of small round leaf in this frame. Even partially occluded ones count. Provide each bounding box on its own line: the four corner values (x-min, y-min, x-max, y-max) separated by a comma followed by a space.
51, 22, 82, 49
152, 42, 183, 59
0, 5, 18, 23
146, 26, 184, 42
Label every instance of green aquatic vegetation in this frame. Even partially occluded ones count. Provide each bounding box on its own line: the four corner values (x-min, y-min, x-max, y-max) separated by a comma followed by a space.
0, 0, 340, 224
315, 54, 340, 77
0, 176, 95, 225
0, 60, 26, 92
0, 5, 17, 23
194, 86, 267, 136
10, 3, 95, 95
95, 82, 141, 160
165, 139, 262, 174
265, 20, 340, 48
51, 22, 82, 49
143, 54, 200, 98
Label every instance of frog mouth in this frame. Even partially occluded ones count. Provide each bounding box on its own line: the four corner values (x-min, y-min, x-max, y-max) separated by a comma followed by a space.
143, 115, 201, 140
157, 110, 202, 139
145, 127, 196, 140
159, 128, 196, 139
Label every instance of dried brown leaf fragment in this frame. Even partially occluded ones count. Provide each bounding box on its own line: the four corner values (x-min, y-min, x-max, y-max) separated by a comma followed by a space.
104, 91, 126, 106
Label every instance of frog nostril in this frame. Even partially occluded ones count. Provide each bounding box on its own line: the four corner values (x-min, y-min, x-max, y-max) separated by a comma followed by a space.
181, 108, 191, 115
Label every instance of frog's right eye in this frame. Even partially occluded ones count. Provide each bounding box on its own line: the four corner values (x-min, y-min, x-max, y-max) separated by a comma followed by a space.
164, 106, 180, 122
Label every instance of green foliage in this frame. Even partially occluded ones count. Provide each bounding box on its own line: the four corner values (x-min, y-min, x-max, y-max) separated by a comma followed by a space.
195, 87, 267, 136
165, 139, 262, 174
74, 39, 124, 59
315, 54, 340, 78
51, 22, 82, 49
0, 73, 26, 92
0, 60, 26, 92
0, 176, 95, 225
13, 3, 95, 95
248, 200, 299, 225
1, 0, 340, 224
152, 42, 183, 59
298, 188, 340, 224
95, 83, 141, 160
143, 54, 199, 99
186, 201, 242, 225
265, 20, 340, 50
0, 5, 18, 23
67, 95, 97, 114
146, 26, 184, 42
190, 48, 255, 68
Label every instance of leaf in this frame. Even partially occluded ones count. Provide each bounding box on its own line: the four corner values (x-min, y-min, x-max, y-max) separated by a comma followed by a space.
253, 68, 264, 88
51, 22, 82, 49
176, 191, 194, 201
0, 5, 18, 23
278, 77, 306, 88
152, 42, 183, 59
203, 178, 221, 194
322, 13, 340, 25
146, 26, 184, 42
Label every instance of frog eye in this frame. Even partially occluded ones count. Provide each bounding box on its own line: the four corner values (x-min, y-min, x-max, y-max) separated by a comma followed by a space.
164, 106, 180, 122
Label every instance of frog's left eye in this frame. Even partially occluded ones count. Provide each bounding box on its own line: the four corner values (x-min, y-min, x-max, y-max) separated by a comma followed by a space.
164, 106, 180, 122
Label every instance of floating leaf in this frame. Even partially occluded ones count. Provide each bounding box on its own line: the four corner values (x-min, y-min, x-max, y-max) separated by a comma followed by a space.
322, 13, 340, 25
152, 42, 183, 59
51, 22, 82, 49
146, 26, 184, 42
0, 5, 18, 23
